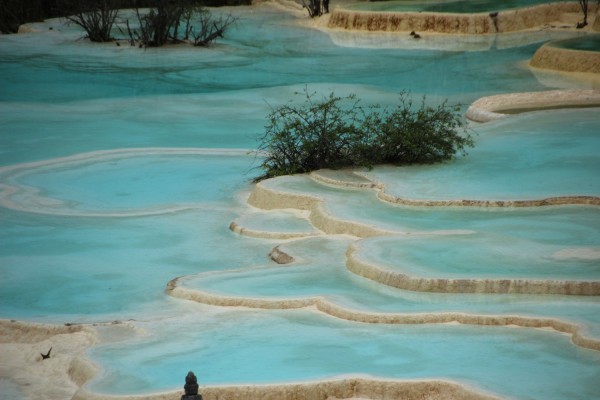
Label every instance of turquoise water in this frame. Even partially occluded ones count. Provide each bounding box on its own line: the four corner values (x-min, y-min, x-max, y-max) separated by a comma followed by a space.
346, 0, 564, 13
257, 175, 600, 244
0, 3, 599, 400
0, 207, 274, 320
9, 152, 255, 214
553, 34, 600, 51
359, 235, 600, 280
88, 310, 600, 399
363, 109, 600, 201
190, 236, 600, 332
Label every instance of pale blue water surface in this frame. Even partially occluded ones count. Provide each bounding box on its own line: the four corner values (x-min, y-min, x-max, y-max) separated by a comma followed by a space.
1, 2, 599, 400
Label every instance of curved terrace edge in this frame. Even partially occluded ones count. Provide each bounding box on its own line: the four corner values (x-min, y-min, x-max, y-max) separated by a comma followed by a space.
165, 277, 600, 352
346, 242, 600, 296
327, 2, 592, 34
466, 89, 600, 122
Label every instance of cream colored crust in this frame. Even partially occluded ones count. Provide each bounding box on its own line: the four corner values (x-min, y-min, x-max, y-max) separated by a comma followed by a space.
326, 2, 591, 34
466, 90, 600, 122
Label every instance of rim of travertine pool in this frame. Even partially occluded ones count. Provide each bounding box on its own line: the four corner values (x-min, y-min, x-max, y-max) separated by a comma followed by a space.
530, 38, 600, 74
466, 89, 600, 122
166, 275, 600, 351
325, 2, 596, 35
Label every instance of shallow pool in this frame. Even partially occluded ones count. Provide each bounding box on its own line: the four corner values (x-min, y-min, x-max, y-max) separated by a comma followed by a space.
552, 34, 600, 52
0, 3, 598, 400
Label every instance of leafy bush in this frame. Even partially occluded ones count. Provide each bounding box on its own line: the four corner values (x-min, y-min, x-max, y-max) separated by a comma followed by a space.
375, 94, 470, 164
255, 89, 474, 181
0, 0, 45, 33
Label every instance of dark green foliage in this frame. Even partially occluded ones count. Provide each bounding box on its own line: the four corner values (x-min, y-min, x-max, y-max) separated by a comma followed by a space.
0, 0, 242, 35
375, 94, 470, 164
0, 0, 45, 33
255, 90, 474, 181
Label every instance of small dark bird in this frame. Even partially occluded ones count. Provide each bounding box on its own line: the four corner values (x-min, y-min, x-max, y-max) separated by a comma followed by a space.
413, 33, 421, 39
410, 31, 416, 36
41, 347, 52, 360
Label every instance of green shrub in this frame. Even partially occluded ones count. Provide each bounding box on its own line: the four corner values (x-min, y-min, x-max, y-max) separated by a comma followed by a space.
0, 0, 45, 33
376, 94, 471, 164
255, 89, 474, 181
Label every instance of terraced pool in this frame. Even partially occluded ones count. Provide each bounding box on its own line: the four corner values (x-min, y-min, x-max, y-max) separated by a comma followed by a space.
0, 2, 598, 400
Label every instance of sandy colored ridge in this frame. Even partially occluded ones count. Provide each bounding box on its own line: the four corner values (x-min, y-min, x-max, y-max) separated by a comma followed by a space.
247, 178, 397, 238
0, 319, 100, 400
326, 2, 594, 34
311, 169, 600, 208
346, 242, 600, 296
0, 148, 256, 218
229, 220, 318, 239
245, 174, 473, 240
531, 40, 600, 74
248, 174, 599, 244
466, 89, 600, 122
73, 376, 501, 400
166, 276, 600, 352
239, 174, 600, 295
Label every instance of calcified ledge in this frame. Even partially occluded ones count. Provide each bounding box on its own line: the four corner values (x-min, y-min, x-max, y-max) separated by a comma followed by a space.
0, 319, 103, 400
74, 377, 500, 400
166, 277, 600, 352
347, 242, 600, 296
322, 170, 600, 209
328, 2, 586, 34
229, 220, 318, 239
466, 89, 600, 122
247, 178, 397, 238
243, 177, 600, 295
530, 41, 600, 74
247, 176, 599, 246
